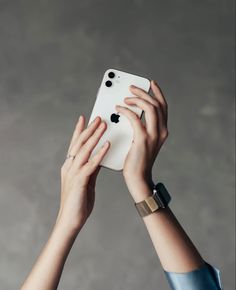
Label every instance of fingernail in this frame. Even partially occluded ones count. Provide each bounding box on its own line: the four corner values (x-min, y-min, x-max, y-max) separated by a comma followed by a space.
94, 116, 100, 122
103, 140, 109, 147
77, 115, 83, 126
130, 85, 136, 89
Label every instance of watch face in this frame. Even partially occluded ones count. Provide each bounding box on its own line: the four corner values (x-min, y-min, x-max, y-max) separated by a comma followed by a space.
156, 183, 171, 205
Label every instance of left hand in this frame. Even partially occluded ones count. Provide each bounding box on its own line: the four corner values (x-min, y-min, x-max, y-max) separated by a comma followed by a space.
115, 80, 168, 202
56, 115, 110, 233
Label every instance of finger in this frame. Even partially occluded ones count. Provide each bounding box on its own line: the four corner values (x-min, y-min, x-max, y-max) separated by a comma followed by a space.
129, 85, 158, 107
62, 115, 85, 172
71, 121, 107, 169
67, 115, 85, 155
115, 105, 146, 141
150, 80, 168, 123
68, 116, 101, 157
80, 141, 110, 179
123, 97, 159, 137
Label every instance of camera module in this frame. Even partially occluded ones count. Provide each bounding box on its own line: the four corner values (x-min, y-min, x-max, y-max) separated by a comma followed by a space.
105, 80, 112, 87
108, 71, 115, 79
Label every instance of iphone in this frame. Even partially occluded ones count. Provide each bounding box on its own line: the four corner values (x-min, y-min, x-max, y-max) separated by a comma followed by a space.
87, 68, 150, 171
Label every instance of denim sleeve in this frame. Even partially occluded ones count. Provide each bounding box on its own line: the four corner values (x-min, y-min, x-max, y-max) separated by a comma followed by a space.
164, 262, 223, 290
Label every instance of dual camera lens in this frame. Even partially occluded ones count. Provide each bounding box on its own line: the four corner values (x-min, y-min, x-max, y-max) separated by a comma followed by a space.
105, 71, 115, 87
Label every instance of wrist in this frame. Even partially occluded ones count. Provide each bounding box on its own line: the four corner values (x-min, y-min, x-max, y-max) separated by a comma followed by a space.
135, 182, 172, 219
127, 179, 155, 203
55, 212, 84, 238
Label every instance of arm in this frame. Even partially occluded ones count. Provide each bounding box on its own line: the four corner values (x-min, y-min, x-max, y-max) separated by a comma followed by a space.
20, 221, 78, 290
127, 184, 204, 273
20, 115, 110, 290
116, 81, 222, 288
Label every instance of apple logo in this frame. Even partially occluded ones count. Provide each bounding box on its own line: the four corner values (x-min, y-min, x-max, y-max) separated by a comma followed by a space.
110, 113, 120, 123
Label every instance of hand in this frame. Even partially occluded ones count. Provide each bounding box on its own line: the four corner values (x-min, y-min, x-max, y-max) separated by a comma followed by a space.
56, 115, 110, 234
115, 80, 168, 202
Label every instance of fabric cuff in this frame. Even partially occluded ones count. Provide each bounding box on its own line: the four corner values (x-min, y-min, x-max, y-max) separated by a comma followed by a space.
164, 262, 223, 290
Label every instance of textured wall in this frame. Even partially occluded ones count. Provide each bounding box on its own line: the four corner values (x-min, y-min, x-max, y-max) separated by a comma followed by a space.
0, 0, 235, 289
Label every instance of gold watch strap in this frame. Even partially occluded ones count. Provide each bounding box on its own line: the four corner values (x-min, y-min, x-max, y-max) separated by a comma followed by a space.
135, 183, 171, 217
135, 195, 161, 217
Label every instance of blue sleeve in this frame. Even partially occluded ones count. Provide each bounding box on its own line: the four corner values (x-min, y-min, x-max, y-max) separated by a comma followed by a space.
164, 262, 223, 290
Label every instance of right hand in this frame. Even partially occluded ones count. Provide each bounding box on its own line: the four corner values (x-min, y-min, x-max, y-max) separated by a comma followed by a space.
115, 81, 168, 202
56, 115, 110, 234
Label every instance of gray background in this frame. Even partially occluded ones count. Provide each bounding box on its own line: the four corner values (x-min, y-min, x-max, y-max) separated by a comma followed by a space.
0, 0, 235, 289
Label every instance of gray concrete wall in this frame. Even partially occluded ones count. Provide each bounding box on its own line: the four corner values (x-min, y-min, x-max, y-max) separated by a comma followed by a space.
0, 0, 235, 289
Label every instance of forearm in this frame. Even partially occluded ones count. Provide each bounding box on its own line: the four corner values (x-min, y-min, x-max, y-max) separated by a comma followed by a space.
143, 206, 204, 272
131, 181, 204, 273
21, 114, 110, 290
20, 219, 79, 290
122, 82, 222, 288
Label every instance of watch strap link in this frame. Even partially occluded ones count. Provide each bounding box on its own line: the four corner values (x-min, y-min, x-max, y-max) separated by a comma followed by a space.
135, 195, 160, 217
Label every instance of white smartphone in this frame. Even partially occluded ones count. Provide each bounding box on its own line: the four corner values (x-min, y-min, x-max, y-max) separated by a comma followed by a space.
87, 68, 150, 171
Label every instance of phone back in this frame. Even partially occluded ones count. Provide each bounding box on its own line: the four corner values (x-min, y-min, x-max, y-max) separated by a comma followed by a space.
88, 68, 150, 171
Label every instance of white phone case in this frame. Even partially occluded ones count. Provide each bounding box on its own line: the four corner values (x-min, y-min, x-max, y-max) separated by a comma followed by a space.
88, 68, 150, 171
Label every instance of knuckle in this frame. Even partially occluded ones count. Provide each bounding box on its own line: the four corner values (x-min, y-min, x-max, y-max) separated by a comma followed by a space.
78, 145, 88, 158
148, 104, 156, 112
131, 113, 140, 122
135, 113, 141, 120
150, 134, 158, 143
92, 124, 106, 139
161, 129, 169, 140
96, 126, 105, 136
69, 145, 76, 155
80, 143, 87, 153
85, 138, 93, 149
152, 100, 159, 107
78, 130, 86, 141
131, 110, 138, 118
72, 138, 82, 150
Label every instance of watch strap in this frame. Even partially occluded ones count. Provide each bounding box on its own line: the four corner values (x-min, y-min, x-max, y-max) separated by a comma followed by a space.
135, 182, 171, 217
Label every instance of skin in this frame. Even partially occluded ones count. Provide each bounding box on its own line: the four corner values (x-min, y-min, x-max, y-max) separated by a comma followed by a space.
20, 80, 204, 290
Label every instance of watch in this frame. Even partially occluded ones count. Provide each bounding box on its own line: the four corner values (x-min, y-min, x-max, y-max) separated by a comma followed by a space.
134, 182, 171, 217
